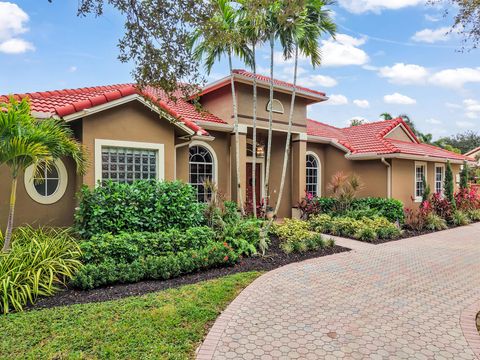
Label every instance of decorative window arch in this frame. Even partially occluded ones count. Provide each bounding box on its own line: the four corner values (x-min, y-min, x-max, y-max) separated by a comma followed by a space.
266, 99, 284, 114
189, 141, 217, 202
24, 159, 68, 204
306, 151, 321, 197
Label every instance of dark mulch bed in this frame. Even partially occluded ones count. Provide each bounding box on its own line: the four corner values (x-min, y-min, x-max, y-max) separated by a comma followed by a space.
31, 238, 349, 310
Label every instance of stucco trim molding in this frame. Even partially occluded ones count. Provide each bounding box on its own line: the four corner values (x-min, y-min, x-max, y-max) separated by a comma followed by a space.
24, 158, 68, 205
94, 139, 165, 186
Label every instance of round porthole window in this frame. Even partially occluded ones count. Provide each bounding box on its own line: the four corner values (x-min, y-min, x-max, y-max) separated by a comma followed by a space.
24, 159, 68, 204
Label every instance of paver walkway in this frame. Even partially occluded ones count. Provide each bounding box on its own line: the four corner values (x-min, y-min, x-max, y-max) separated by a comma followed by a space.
197, 223, 480, 359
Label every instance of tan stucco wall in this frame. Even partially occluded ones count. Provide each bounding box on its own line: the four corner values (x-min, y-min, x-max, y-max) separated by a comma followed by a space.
384, 126, 414, 142
0, 157, 79, 229
392, 159, 462, 206
200, 82, 308, 131
81, 101, 176, 187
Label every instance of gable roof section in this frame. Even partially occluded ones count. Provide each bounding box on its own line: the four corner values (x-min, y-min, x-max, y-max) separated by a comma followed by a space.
466, 146, 480, 157
307, 118, 474, 162
199, 69, 327, 103
0, 84, 229, 137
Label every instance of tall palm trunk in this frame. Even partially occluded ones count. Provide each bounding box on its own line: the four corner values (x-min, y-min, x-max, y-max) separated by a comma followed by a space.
263, 33, 275, 215
273, 45, 299, 217
251, 42, 258, 217
228, 51, 245, 216
2, 177, 18, 252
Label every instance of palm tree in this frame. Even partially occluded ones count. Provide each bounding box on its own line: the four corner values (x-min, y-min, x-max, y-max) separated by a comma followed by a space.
380, 112, 393, 120
190, 0, 253, 216
0, 97, 87, 251
238, 0, 268, 217
273, 0, 336, 217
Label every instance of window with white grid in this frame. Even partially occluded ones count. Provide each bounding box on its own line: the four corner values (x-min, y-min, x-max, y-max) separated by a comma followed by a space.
189, 145, 214, 202
435, 165, 444, 195
415, 162, 427, 201
306, 153, 319, 197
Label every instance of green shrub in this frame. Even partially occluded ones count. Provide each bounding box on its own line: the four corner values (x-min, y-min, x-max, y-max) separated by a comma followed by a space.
354, 226, 377, 242
309, 214, 335, 233
75, 180, 205, 238
467, 209, 480, 222
452, 211, 471, 226
72, 242, 238, 290
223, 201, 241, 224
273, 219, 333, 254
350, 198, 404, 223
80, 226, 216, 264
425, 213, 448, 231
220, 218, 263, 256
0, 227, 82, 313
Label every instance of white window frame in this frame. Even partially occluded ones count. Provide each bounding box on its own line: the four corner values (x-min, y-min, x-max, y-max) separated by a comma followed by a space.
306, 151, 321, 197
188, 140, 217, 202
94, 139, 165, 185
266, 99, 285, 114
434, 163, 445, 196
414, 161, 427, 203
24, 158, 68, 204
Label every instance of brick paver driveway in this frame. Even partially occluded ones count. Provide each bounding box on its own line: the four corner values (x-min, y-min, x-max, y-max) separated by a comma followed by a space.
197, 223, 480, 359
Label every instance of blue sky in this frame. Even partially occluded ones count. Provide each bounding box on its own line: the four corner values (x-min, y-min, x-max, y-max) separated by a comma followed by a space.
1, 1, 479, 139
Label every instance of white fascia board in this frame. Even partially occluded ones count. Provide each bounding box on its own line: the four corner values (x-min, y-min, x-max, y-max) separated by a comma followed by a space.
346, 152, 470, 165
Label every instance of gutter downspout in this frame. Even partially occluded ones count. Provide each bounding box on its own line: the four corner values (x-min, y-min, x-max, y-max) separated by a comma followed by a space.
381, 157, 392, 198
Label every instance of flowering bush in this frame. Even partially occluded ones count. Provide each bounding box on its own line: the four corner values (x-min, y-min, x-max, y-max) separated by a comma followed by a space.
297, 192, 322, 220
455, 188, 480, 212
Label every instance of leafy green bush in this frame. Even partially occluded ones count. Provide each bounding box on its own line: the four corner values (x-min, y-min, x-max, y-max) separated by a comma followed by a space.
467, 209, 480, 222
79, 226, 216, 264
354, 226, 377, 242
452, 211, 471, 226
72, 242, 238, 290
75, 180, 205, 238
309, 214, 401, 241
272, 219, 334, 254
220, 218, 263, 256
425, 213, 448, 231
0, 227, 82, 313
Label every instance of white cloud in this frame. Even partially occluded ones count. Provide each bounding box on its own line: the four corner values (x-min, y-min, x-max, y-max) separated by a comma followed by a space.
465, 112, 478, 119
0, 38, 34, 54
353, 99, 370, 108
429, 67, 480, 88
320, 34, 369, 67
456, 120, 475, 128
325, 94, 348, 105
463, 99, 480, 120
425, 14, 440, 22
338, 0, 423, 14
446, 102, 462, 109
383, 92, 416, 105
411, 27, 452, 43
378, 63, 429, 85
425, 118, 442, 125
68, 66, 78, 73
0, 2, 33, 54
297, 74, 338, 88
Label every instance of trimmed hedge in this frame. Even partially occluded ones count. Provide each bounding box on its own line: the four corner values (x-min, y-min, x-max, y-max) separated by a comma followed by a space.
72, 241, 238, 290
315, 197, 404, 223
79, 226, 216, 264
74, 180, 205, 238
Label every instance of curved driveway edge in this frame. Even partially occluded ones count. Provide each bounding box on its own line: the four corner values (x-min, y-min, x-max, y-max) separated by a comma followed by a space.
197, 223, 480, 359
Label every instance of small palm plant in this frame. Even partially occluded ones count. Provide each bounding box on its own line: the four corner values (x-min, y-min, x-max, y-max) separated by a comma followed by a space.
0, 97, 87, 251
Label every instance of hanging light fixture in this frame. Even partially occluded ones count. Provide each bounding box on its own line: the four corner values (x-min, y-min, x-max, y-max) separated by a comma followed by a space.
256, 143, 265, 158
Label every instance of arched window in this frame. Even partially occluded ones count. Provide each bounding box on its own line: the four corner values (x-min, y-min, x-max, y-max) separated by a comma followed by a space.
266, 99, 284, 114
189, 144, 215, 202
306, 152, 320, 197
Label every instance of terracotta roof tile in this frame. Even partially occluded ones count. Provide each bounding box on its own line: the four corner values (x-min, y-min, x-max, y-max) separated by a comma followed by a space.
307, 118, 474, 162
0, 84, 229, 137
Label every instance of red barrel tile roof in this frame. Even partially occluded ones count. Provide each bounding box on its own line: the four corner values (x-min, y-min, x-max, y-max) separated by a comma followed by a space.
0, 84, 229, 136
307, 118, 474, 161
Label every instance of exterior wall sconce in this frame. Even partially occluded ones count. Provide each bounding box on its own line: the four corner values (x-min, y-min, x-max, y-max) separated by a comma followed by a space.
256, 144, 265, 158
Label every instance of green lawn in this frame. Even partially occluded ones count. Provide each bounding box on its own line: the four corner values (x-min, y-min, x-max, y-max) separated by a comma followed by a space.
0, 272, 261, 360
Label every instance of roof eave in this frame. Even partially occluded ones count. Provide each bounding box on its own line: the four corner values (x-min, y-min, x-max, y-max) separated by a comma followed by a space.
346, 152, 473, 165
307, 135, 351, 153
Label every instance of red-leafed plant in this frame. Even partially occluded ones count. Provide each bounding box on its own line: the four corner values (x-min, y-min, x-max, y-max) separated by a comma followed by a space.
454, 187, 480, 211
430, 192, 454, 221
297, 192, 321, 220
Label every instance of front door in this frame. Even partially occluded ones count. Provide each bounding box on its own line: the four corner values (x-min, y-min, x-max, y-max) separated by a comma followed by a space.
246, 163, 261, 206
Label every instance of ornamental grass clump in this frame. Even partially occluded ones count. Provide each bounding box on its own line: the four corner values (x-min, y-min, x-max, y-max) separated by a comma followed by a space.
0, 227, 82, 314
